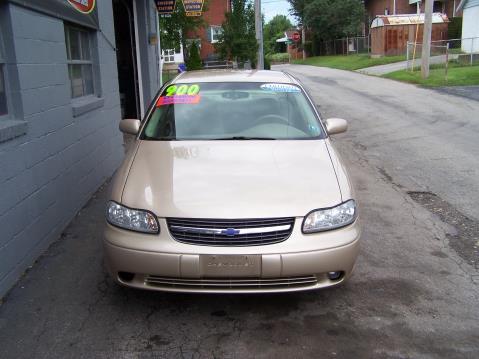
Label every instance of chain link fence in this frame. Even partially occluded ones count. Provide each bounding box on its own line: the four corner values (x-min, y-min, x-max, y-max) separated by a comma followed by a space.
316, 36, 370, 56
406, 37, 479, 82
407, 37, 479, 72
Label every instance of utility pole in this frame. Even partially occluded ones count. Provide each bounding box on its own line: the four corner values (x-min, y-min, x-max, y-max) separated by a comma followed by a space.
421, 0, 433, 79
254, 0, 264, 70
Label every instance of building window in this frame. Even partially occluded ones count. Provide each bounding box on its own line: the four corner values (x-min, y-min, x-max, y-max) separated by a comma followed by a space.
210, 26, 223, 43
163, 49, 175, 63
65, 24, 94, 98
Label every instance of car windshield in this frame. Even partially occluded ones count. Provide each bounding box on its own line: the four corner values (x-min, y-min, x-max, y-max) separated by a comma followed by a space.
141, 82, 324, 140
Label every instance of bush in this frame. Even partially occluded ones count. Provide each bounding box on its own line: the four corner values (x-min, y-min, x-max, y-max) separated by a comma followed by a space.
266, 52, 289, 63
186, 42, 202, 71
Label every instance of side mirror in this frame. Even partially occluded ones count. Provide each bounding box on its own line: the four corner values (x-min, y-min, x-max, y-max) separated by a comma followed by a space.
119, 119, 140, 135
324, 118, 348, 135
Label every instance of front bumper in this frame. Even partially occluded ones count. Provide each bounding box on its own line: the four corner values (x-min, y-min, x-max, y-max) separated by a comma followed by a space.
104, 218, 360, 293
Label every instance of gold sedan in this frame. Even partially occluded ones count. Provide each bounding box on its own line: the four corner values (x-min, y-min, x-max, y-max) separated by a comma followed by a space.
104, 70, 360, 293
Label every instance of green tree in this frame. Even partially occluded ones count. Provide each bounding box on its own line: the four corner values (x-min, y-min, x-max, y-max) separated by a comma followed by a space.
215, 0, 258, 65
287, 0, 307, 25
263, 15, 292, 55
304, 0, 364, 41
186, 41, 202, 70
158, 1, 206, 62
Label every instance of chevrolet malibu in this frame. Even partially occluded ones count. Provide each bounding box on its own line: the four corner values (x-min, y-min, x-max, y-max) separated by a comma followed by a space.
104, 70, 360, 293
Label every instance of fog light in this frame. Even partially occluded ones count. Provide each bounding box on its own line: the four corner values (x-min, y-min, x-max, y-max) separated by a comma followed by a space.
118, 271, 135, 282
327, 271, 343, 280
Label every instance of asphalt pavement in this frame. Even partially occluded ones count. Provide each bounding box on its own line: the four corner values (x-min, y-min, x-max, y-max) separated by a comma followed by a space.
433, 85, 479, 102
0, 65, 478, 358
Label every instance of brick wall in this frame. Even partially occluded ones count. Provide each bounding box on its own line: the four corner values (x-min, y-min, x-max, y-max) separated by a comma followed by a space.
188, 0, 229, 60
0, 2, 124, 298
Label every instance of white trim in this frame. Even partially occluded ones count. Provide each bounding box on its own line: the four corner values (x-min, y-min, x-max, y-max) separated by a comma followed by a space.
133, 0, 145, 119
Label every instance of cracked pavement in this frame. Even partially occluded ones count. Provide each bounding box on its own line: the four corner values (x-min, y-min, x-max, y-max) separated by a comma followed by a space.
0, 65, 478, 358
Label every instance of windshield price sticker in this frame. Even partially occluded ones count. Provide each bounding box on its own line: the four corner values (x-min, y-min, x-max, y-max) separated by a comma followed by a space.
165, 84, 200, 96
156, 84, 201, 106
157, 95, 201, 106
260, 83, 301, 93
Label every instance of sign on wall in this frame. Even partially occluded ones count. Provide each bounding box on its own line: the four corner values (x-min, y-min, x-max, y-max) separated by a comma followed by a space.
182, 0, 204, 16
67, 0, 96, 14
9, 0, 99, 29
155, 0, 177, 15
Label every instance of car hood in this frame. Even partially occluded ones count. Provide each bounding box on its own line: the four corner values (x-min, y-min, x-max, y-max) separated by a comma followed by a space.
121, 140, 342, 218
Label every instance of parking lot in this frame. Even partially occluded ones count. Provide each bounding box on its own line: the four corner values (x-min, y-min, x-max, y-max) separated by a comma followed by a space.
0, 66, 478, 358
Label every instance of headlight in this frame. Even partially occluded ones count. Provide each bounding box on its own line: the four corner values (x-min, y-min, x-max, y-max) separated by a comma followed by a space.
106, 201, 159, 234
302, 200, 357, 233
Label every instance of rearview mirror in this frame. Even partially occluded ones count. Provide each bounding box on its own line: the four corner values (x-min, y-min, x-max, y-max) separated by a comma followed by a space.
324, 118, 348, 135
119, 119, 140, 135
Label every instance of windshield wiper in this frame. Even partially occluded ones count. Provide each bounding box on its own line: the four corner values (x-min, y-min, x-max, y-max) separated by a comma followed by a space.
212, 136, 277, 140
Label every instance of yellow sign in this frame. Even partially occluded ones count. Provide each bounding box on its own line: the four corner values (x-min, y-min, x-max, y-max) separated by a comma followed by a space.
182, 0, 204, 17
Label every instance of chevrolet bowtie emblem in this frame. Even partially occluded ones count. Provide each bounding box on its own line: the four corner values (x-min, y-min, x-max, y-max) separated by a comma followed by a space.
221, 228, 240, 236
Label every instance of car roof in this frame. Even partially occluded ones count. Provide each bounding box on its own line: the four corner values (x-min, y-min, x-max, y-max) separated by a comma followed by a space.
172, 69, 298, 85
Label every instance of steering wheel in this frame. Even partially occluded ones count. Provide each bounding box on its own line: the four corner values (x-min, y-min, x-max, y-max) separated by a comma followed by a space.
256, 114, 290, 126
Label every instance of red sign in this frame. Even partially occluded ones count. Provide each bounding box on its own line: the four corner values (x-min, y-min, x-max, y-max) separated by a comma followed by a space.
155, 0, 176, 15
292, 32, 300, 42
67, 0, 96, 14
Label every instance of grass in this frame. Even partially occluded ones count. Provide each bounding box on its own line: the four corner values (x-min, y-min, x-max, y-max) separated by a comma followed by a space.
383, 63, 479, 87
293, 54, 406, 71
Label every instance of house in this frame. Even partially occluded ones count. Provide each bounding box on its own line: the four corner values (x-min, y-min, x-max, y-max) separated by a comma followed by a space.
0, 0, 162, 298
188, 0, 230, 62
161, 0, 229, 67
370, 13, 449, 56
456, 0, 479, 53
162, 46, 185, 69
365, 0, 461, 26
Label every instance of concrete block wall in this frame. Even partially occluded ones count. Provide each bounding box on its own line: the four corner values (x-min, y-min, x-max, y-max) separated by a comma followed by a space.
0, 2, 124, 298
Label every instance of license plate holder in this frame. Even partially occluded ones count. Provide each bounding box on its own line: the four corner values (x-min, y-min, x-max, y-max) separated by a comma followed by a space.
200, 255, 261, 277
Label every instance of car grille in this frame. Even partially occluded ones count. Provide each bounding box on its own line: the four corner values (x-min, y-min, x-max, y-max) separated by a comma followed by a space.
166, 217, 295, 246
144, 275, 318, 290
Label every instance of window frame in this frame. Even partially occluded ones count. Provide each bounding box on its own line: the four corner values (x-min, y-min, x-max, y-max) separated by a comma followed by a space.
64, 23, 95, 99
210, 26, 222, 44
163, 49, 175, 63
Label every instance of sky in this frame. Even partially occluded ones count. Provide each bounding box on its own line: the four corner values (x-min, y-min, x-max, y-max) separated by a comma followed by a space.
261, 0, 296, 24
